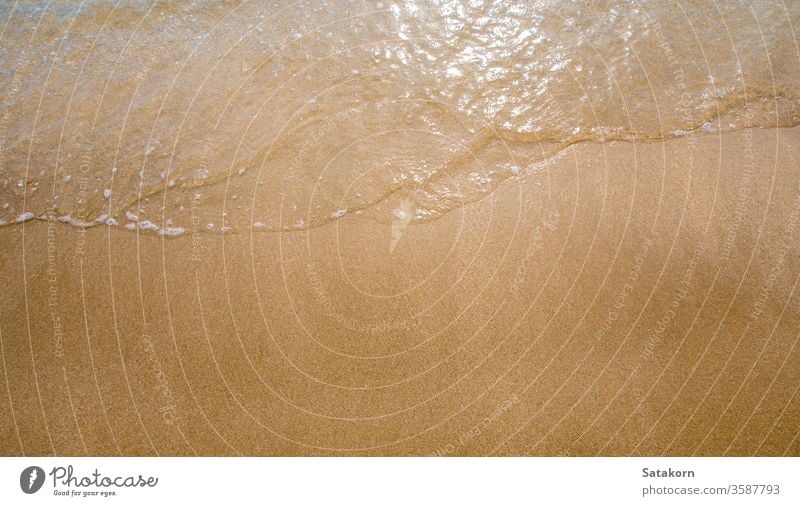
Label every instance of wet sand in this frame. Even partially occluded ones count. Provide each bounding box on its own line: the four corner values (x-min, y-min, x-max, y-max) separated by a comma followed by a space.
1, 125, 799, 456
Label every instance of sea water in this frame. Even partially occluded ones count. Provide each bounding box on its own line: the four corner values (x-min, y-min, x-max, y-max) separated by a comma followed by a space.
0, 0, 797, 234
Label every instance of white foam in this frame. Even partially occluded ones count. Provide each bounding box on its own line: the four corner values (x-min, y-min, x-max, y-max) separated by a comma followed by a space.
253, 221, 265, 229
237, 167, 246, 175
15, 212, 34, 223
159, 227, 185, 236
125, 211, 138, 221
331, 209, 347, 219
57, 215, 93, 228
138, 220, 158, 231
103, 189, 111, 199
125, 223, 136, 230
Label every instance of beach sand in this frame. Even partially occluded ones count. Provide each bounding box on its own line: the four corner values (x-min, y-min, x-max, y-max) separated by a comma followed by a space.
2, 125, 799, 456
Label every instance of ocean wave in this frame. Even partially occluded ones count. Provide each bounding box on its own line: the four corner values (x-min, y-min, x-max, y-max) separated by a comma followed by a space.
1, 0, 798, 233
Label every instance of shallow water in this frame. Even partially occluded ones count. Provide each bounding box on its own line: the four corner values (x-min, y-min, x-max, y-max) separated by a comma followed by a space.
1, 0, 798, 233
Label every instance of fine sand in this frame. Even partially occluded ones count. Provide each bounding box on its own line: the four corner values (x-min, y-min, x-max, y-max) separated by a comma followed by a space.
1, 125, 799, 455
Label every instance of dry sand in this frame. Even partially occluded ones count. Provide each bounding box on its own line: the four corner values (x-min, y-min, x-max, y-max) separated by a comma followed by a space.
1, 125, 799, 455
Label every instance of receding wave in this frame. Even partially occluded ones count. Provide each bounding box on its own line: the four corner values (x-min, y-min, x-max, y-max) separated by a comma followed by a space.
1, 0, 799, 234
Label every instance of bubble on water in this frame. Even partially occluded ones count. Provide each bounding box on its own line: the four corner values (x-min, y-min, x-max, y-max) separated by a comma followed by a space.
159, 227, 186, 236
138, 220, 158, 231
57, 215, 93, 228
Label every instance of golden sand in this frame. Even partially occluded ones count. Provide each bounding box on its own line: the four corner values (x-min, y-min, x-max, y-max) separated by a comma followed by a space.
1, 125, 799, 455
2, 0, 800, 456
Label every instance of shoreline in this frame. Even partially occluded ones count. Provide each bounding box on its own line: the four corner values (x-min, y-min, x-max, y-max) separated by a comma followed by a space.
1, 125, 799, 456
